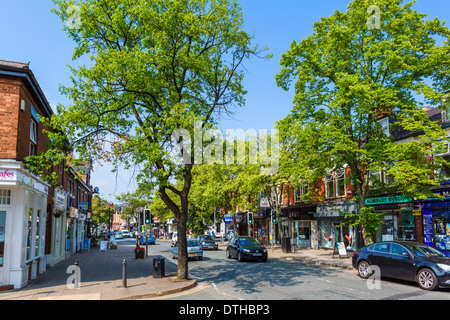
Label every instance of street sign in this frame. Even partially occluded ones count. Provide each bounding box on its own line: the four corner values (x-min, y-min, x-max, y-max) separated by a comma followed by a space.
412, 209, 422, 216
224, 214, 232, 223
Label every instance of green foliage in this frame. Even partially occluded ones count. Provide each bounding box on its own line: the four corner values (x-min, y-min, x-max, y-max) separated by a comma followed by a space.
339, 207, 385, 245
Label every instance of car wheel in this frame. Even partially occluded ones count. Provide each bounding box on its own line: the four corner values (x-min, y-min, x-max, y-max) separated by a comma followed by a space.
238, 251, 243, 262
357, 261, 371, 279
226, 249, 231, 259
417, 268, 438, 291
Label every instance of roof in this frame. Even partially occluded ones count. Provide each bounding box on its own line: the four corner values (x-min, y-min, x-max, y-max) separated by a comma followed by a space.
0, 59, 54, 118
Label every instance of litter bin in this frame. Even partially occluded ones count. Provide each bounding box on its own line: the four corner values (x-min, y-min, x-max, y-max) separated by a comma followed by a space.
153, 258, 165, 278
281, 237, 291, 253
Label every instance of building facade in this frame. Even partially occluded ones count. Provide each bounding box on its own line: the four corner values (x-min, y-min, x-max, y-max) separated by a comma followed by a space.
0, 60, 92, 289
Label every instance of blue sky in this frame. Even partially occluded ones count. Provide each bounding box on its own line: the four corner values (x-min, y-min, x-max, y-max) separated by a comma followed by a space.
0, 0, 448, 203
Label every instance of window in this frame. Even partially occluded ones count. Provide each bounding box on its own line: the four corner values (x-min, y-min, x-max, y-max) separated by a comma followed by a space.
369, 170, 383, 189
35, 209, 41, 257
295, 181, 309, 202
336, 170, 346, 197
0, 211, 5, 267
390, 243, 409, 256
325, 174, 335, 198
26, 207, 33, 261
378, 117, 390, 136
0, 190, 11, 205
373, 243, 389, 253
29, 119, 37, 156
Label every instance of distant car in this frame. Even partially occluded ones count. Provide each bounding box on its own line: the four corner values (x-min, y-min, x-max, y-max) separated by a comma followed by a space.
172, 239, 203, 260
140, 233, 155, 245
352, 241, 450, 291
115, 232, 123, 240
226, 236, 267, 262
121, 230, 131, 238
197, 235, 218, 250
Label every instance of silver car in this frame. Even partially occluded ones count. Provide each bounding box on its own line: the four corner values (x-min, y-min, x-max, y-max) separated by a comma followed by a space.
172, 239, 203, 261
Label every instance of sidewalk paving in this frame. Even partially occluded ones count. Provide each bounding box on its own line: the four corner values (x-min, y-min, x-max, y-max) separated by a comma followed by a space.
0, 239, 196, 300
0, 239, 355, 300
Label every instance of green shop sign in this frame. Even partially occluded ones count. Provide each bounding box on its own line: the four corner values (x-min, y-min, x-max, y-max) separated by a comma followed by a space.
365, 195, 412, 205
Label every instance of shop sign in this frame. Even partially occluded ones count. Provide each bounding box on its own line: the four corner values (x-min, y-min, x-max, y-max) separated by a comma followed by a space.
70, 207, 79, 218
365, 195, 412, 206
0, 169, 15, 180
78, 202, 88, 211
260, 197, 270, 208
412, 209, 422, 216
224, 215, 232, 223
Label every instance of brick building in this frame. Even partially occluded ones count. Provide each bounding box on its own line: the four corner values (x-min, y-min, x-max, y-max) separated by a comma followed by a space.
0, 60, 92, 289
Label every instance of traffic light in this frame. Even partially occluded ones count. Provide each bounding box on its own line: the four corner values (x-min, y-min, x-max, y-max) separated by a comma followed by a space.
248, 212, 253, 224
144, 209, 151, 225
271, 210, 277, 224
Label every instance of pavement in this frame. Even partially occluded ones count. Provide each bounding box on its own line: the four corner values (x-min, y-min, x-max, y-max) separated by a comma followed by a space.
0, 239, 354, 300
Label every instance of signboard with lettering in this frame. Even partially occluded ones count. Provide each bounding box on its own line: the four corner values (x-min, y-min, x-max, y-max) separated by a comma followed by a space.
333, 242, 348, 259
0, 169, 15, 181
365, 195, 412, 206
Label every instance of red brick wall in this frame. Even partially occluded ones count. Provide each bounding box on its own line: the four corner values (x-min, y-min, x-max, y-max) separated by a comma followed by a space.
0, 76, 20, 159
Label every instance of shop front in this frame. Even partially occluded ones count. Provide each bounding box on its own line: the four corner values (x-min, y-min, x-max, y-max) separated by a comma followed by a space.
420, 195, 450, 257
365, 194, 419, 244
280, 204, 317, 249
315, 200, 358, 251
0, 162, 49, 289
251, 209, 269, 244
49, 187, 67, 266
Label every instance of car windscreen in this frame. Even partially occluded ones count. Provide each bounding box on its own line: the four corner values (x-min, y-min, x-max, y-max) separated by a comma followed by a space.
406, 244, 446, 257
238, 237, 261, 246
187, 240, 199, 247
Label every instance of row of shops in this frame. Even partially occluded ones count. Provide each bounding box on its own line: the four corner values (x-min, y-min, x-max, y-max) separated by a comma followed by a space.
227, 189, 450, 257
0, 161, 92, 289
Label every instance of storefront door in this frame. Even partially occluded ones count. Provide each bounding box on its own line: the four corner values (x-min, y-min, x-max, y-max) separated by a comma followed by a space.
293, 221, 311, 247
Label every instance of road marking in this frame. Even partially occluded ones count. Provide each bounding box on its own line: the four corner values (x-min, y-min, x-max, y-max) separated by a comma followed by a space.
142, 284, 211, 300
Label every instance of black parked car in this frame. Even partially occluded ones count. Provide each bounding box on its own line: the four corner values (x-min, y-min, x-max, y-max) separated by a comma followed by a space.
197, 235, 218, 250
352, 241, 450, 290
226, 236, 267, 262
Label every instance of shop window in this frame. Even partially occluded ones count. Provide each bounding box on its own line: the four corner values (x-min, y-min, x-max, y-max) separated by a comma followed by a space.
0, 211, 5, 267
26, 208, 33, 261
35, 209, 41, 257
0, 189, 11, 205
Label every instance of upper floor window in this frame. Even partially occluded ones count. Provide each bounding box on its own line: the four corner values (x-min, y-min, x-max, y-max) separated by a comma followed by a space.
378, 117, 390, 136
295, 181, 309, 202
335, 170, 346, 197
325, 174, 335, 199
29, 119, 37, 156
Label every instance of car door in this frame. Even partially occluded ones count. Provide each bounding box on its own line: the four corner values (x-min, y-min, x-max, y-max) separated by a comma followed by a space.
229, 237, 238, 258
388, 243, 416, 281
368, 242, 392, 278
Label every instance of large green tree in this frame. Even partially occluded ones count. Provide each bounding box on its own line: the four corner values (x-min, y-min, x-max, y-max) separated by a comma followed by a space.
276, 0, 450, 245
40, 0, 268, 279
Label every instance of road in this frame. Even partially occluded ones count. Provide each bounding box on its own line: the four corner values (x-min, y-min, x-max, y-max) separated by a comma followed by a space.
119, 238, 450, 300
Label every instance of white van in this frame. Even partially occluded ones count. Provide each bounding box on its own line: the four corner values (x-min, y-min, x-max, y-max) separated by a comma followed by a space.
171, 232, 178, 247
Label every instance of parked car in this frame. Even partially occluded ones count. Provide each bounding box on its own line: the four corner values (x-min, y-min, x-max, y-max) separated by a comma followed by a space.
121, 230, 131, 238
172, 239, 203, 260
115, 231, 123, 240
139, 233, 155, 245
226, 236, 267, 262
197, 235, 218, 250
352, 241, 450, 291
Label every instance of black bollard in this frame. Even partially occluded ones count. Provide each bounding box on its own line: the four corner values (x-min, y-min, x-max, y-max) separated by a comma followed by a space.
122, 259, 127, 288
